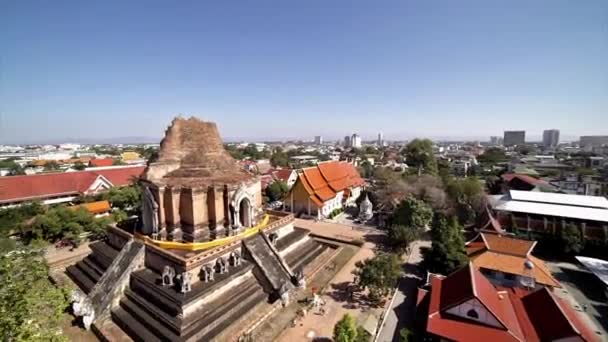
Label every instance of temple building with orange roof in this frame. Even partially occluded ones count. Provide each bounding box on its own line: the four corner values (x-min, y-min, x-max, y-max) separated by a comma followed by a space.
284, 160, 365, 218
466, 232, 561, 289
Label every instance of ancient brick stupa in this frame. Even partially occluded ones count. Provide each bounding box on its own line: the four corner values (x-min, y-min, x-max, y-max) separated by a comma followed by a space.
66, 116, 338, 341
141, 117, 263, 242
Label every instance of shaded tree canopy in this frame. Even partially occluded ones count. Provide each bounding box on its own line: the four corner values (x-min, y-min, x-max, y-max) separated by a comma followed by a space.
0, 246, 70, 341
333, 314, 358, 342
265, 181, 289, 202
403, 139, 437, 175
445, 178, 485, 225
391, 197, 433, 229
560, 223, 583, 254
422, 212, 467, 275
353, 253, 401, 299
477, 147, 508, 165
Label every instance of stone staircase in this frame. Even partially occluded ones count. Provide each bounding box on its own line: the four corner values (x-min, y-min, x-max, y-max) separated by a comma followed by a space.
111, 264, 266, 341
285, 237, 329, 272
66, 240, 121, 294
243, 234, 293, 293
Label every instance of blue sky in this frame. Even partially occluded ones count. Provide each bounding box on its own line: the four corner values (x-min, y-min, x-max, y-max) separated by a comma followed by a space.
1, 1, 607, 143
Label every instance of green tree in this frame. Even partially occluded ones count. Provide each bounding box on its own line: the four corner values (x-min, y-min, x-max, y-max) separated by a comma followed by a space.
391, 197, 433, 229
28, 207, 111, 243
333, 314, 358, 342
265, 181, 289, 202
355, 326, 371, 342
43, 161, 60, 171
73, 162, 86, 170
0, 202, 45, 237
445, 178, 484, 225
106, 186, 142, 212
387, 224, 420, 253
560, 223, 584, 254
112, 159, 126, 166
477, 147, 508, 165
0, 246, 69, 341
399, 328, 414, 342
270, 148, 289, 167
353, 253, 401, 301
357, 161, 374, 179
422, 212, 467, 275
403, 139, 437, 175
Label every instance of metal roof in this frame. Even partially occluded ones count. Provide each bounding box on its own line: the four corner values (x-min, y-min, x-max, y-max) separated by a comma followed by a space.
575, 256, 608, 287
493, 199, 608, 223
509, 190, 608, 209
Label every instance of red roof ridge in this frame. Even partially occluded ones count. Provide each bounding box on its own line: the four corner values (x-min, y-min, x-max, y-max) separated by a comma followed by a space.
544, 288, 581, 336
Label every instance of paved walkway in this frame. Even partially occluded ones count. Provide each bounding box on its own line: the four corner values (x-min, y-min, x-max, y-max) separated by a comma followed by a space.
276, 244, 377, 341
277, 219, 384, 341
294, 218, 383, 247
376, 238, 430, 342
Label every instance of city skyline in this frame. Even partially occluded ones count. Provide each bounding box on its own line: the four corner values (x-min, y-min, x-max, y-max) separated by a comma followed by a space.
2, 1, 607, 143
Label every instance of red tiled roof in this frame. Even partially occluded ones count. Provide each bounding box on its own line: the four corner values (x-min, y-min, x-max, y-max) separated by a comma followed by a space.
94, 166, 144, 186
481, 233, 536, 257
426, 264, 523, 342
293, 161, 364, 207
273, 169, 294, 183
297, 174, 323, 207
502, 174, 548, 187
420, 264, 596, 342
302, 167, 336, 201
0, 166, 144, 204
508, 287, 597, 342
89, 158, 114, 167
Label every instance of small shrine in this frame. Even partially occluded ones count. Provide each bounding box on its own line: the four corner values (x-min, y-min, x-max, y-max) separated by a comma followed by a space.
358, 193, 373, 221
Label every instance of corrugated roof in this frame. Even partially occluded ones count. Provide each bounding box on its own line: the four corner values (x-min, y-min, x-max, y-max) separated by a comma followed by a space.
509, 190, 608, 209
493, 198, 608, 223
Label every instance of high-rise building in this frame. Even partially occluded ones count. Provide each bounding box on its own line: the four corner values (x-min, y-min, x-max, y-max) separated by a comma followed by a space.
503, 131, 525, 147
377, 132, 384, 147
351, 133, 362, 148
489, 136, 503, 145
314, 135, 323, 145
580, 135, 608, 149
542, 129, 560, 148
344, 135, 351, 147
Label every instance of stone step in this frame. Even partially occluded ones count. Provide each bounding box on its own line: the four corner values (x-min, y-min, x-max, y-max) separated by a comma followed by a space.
83, 255, 107, 274
187, 284, 267, 341
112, 307, 165, 342
285, 239, 322, 268
66, 264, 95, 294
295, 244, 328, 272
275, 228, 309, 252
117, 278, 265, 341
129, 261, 254, 316
119, 297, 180, 341
76, 259, 102, 283
89, 241, 120, 268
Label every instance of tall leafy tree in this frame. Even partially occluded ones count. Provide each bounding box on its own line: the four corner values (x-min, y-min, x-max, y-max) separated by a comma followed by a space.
0, 246, 69, 341
445, 178, 485, 225
265, 181, 289, 202
391, 197, 433, 229
403, 139, 437, 175
333, 314, 358, 342
353, 253, 401, 300
422, 212, 467, 275
560, 223, 584, 254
